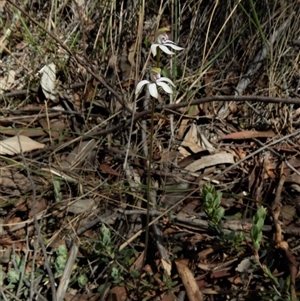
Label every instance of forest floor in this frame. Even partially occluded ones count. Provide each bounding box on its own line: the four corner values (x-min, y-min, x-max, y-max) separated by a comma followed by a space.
0, 1, 300, 300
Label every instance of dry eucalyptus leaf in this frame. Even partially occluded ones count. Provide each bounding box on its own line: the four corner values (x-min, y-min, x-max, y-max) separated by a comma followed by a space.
185, 151, 235, 172
39, 63, 56, 100
0, 70, 15, 92
236, 257, 253, 273
175, 259, 204, 301
67, 198, 97, 214
0, 135, 45, 155
281, 205, 296, 223
0, 168, 32, 195
161, 258, 172, 276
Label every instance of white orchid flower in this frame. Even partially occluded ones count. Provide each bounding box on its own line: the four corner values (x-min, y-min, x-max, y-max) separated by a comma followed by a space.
150, 27, 184, 57
135, 67, 175, 99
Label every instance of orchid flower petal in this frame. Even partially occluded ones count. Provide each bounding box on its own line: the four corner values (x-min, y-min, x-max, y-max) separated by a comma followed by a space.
163, 39, 174, 44
165, 43, 184, 51
157, 33, 169, 44
148, 83, 158, 98
158, 45, 175, 55
156, 81, 173, 94
150, 44, 159, 56
135, 80, 150, 95
157, 77, 175, 87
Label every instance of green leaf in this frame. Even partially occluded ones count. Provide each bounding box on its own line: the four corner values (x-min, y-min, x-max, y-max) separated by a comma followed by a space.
78, 274, 88, 288
56, 245, 68, 257
253, 241, 260, 251
263, 265, 279, 286
257, 206, 267, 219
111, 267, 121, 284
215, 207, 225, 221
214, 192, 222, 206
100, 224, 111, 246
205, 192, 213, 204
256, 217, 264, 231
256, 231, 263, 244
251, 224, 259, 241
7, 269, 19, 284
55, 255, 66, 271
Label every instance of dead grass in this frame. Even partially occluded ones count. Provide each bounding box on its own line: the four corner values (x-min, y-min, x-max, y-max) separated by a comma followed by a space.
0, 0, 300, 300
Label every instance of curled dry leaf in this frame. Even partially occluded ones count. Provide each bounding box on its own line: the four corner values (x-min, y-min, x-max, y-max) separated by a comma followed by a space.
0, 70, 15, 93
185, 151, 235, 172
39, 63, 56, 100
175, 259, 204, 301
220, 130, 275, 140
0, 135, 45, 155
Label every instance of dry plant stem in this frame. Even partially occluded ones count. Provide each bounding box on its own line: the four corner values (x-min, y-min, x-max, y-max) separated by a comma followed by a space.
218, 11, 295, 118
214, 128, 300, 179
56, 243, 79, 301
169, 0, 177, 141
0, 0, 29, 54
236, 12, 295, 96
139, 0, 167, 79
9, 241, 47, 301
89, 94, 300, 138
6, 0, 133, 114
15, 131, 57, 301
253, 137, 300, 180
123, 0, 145, 169
141, 89, 151, 156
120, 209, 273, 233
119, 187, 199, 251
15, 237, 29, 296
148, 185, 171, 274
139, 96, 156, 285
134, 0, 144, 86
272, 163, 298, 298
0, 82, 85, 101
272, 163, 285, 245
11, 246, 25, 298
30, 231, 42, 300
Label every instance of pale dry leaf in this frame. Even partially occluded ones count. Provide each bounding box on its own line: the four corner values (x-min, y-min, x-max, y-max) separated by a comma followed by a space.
220, 130, 275, 140
0, 246, 11, 264
67, 198, 97, 214
281, 205, 296, 223
180, 140, 204, 154
179, 123, 201, 157
128, 43, 136, 79
0, 135, 45, 155
108, 54, 118, 69
39, 63, 56, 100
60, 139, 96, 170
161, 258, 172, 276
185, 152, 235, 172
199, 132, 215, 151
0, 1, 6, 12
119, 46, 131, 80
0, 70, 15, 92
236, 257, 253, 273
175, 259, 204, 301
0, 168, 32, 195
178, 119, 189, 139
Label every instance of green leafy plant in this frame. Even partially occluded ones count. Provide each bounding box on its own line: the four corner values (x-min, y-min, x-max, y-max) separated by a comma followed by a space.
202, 183, 225, 227
54, 244, 68, 277
162, 274, 178, 294
250, 206, 266, 252
202, 183, 245, 253
94, 224, 115, 259
78, 274, 88, 288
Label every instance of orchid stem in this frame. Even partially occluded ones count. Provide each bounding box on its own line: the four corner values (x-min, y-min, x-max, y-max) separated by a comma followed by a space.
156, 48, 161, 68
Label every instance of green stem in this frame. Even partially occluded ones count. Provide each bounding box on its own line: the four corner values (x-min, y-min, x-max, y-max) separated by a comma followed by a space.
144, 95, 155, 263
156, 48, 161, 68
